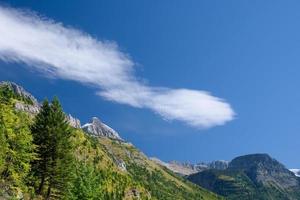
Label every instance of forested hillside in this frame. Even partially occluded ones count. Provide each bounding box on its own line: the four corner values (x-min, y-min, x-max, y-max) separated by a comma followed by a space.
0, 82, 221, 200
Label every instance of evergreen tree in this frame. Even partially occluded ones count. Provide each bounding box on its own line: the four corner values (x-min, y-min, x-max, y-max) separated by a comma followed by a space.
31, 97, 74, 199
31, 99, 52, 195
0, 85, 14, 104
47, 97, 74, 199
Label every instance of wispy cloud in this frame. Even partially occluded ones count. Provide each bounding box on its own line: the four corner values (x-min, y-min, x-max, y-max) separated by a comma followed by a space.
0, 6, 235, 128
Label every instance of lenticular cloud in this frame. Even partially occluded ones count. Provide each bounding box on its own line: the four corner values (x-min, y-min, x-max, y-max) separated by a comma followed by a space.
0, 6, 235, 128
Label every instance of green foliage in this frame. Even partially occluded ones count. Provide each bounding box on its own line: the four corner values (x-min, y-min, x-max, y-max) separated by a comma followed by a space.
0, 102, 34, 196
68, 133, 146, 200
127, 163, 207, 200
31, 97, 74, 199
67, 162, 103, 200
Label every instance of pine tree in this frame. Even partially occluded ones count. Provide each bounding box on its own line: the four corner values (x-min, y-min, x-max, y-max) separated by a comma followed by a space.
47, 97, 74, 199
31, 97, 74, 199
31, 99, 52, 195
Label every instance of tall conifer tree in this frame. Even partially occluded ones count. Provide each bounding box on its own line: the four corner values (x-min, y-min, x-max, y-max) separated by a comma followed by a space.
31, 99, 51, 195
31, 97, 74, 199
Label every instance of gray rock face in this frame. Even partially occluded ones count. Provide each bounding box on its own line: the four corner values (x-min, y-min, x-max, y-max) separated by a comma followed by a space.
208, 160, 229, 170
150, 158, 200, 176
82, 117, 123, 141
1, 81, 41, 114
0, 81, 38, 105
66, 114, 81, 129
15, 101, 40, 115
116, 159, 127, 171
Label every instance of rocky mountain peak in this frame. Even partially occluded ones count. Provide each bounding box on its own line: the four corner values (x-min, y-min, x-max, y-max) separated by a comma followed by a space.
66, 114, 81, 129
229, 153, 284, 171
0, 81, 38, 105
290, 169, 300, 177
91, 117, 103, 126
82, 117, 123, 141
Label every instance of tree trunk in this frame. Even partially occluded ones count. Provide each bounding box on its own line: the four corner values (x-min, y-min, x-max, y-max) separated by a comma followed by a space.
46, 184, 52, 200
37, 175, 45, 195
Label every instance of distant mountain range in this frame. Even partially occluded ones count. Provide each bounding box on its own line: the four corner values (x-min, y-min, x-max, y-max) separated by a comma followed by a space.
152, 153, 300, 199
152, 156, 300, 179
151, 158, 229, 176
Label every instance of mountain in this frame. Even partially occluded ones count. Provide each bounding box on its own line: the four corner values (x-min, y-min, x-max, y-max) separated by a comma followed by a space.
0, 81, 221, 200
151, 158, 229, 176
66, 114, 81, 128
82, 117, 123, 141
188, 153, 300, 200
291, 169, 300, 177
0, 81, 38, 105
0, 81, 82, 128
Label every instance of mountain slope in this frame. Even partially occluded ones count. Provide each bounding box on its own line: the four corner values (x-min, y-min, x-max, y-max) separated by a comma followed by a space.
188, 154, 300, 200
0, 81, 221, 200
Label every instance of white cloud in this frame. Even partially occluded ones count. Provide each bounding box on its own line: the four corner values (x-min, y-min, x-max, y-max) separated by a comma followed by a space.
0, 6, 235, 128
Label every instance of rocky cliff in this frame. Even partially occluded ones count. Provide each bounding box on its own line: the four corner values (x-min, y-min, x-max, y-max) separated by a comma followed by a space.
66, 114, 81, 129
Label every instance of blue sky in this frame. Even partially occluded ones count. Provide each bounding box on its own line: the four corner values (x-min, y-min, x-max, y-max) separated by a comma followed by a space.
0, 0, 300, 167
